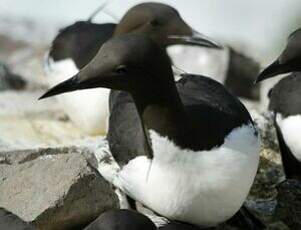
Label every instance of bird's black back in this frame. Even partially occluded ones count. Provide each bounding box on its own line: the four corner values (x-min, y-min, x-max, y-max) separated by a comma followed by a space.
269, 73, 301, 117
108, 74, 254, 166
50, 21, 116, 69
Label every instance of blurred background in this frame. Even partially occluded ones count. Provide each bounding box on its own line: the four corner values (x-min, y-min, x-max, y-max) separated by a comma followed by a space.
1, 0, 301, 64
0, 0, 301, 148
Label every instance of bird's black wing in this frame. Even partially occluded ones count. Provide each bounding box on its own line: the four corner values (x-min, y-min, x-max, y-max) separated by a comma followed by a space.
269, 73, 301, 117
108, 74, 254, 166
107, 90, 149, 167
177, 74, 255, 150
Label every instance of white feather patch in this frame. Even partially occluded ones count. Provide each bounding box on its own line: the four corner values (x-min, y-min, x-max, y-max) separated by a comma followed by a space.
44, 56, 110, 135
167, 45, 230, 84
103, 124, 260, 227
276, 114, 301, 162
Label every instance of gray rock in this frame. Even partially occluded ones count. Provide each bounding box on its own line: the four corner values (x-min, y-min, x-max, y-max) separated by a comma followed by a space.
246, 113, 283, 222
274, 179, 301, 230
0, 208, 36, 230
0, 63, 26, 91
254, 112, 279, 152
240, 111, 288, 228
245, 199, 277, 224
0, 146, 119, 230
265, 222, 290, 230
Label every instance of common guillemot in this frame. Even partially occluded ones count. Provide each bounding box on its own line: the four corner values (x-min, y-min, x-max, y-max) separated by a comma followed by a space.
256, 28, 301, 180
44, 2, 220, 135
44, 9, 116, 135
84, 209, 156, 230
40, 35, 260, 227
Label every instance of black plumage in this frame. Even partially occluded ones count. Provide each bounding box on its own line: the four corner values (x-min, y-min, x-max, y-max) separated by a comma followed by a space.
84, 209, 156, 230
257, 28, 301, 180
108, 74, 253, 166
49, 21, 115, 69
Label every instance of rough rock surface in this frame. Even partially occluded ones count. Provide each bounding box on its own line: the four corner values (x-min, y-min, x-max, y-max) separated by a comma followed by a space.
0, 146, 119, 230
0, 208, 36, 230
242, 112, 291, 230
274, 179, 301, 230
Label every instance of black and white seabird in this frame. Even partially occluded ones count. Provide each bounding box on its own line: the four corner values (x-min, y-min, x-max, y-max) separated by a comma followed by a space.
256, 28, 301, 180
84, 209, 156, 230
44, 8, 116, 134
44, 2, 221, 135
40, 35, 260, 227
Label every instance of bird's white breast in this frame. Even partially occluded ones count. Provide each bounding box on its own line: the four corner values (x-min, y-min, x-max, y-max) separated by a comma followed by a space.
167, 45, 230, 84
276, 114, 301, 161
118, 124, 260, 227
44, 56, 110, 135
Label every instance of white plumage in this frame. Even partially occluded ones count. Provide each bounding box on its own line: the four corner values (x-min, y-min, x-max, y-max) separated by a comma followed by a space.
276, 114, 301, 161
44, 57, 110, 135
97, 123, 260, 227
167, 45, 230, 84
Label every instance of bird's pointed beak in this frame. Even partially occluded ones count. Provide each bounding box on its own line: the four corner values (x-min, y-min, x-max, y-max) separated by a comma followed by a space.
168, 29, 222, 49
39, 64, 121, 100
39, 66, 107, 100
255, 60, 281, 83
255, 59, 298, 83
39, 74, 82, 100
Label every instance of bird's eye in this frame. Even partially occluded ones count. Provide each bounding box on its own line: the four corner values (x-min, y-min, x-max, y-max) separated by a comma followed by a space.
115, 65, 127, 74
150, 19, 160, 27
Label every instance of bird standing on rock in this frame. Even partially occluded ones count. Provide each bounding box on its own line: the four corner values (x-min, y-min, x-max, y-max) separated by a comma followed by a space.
45, 2, 220, 135
40, 35, 260, 228
256, 28, 301, 180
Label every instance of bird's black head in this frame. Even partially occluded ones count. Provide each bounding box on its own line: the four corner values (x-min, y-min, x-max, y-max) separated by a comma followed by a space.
49, 21, 94, 60
49, 21, 116, 68
256, 28, 301, 83
114, 2, 221, 48
40, 35, 175, 100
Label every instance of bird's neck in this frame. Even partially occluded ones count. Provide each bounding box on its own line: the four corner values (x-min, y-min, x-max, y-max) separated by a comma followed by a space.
131, 79, 195, 149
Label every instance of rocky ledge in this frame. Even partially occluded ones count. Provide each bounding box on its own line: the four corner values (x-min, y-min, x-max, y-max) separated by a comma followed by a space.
0, 145, 119, 230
